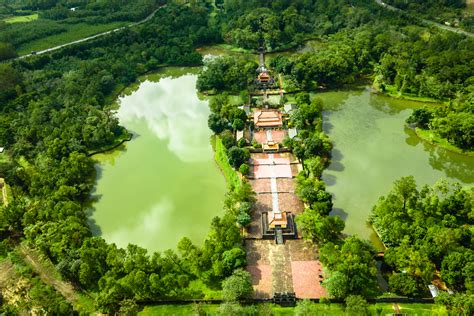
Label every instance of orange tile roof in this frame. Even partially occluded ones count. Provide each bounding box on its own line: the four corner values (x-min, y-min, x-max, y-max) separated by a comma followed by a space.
269, 212, 288, 229
254, 109, 283, 128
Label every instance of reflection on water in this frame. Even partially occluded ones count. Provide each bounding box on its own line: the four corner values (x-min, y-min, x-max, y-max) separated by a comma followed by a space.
107, 198, 174, 251
90, 70, 226, 252
320, 89, 474, 240
118, 76, 212, 163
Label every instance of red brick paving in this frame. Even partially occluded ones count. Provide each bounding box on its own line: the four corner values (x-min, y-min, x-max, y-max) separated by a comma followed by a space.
247, 265, 272, 299
271, 130, 287, 143
250, 179, 271, 193
278, 193, 305, 214
291, 261, 327, 298
253, 164, 293, 179
275, 178, 296, 192
253, 130, 288, 145
245, 139, 324, 299
253, 130, 267, 144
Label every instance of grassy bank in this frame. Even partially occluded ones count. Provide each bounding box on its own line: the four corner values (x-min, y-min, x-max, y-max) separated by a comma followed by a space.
139, 302, 445, 315
379, 85, 443, 103
17, 21, 127, 55
212, 135, 242, 190
415, 128, 474, 157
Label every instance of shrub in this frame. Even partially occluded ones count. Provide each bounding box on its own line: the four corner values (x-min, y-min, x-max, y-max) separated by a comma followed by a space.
239, 163, 249, 175
222, 269, 253, 302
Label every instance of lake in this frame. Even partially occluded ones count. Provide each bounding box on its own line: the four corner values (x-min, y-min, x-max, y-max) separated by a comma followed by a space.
320, 88, 474, 244
89, 68, 227, 252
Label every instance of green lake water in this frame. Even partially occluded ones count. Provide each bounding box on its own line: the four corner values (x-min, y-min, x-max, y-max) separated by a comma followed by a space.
89, 68, 226, 252
319, 88, 474, 243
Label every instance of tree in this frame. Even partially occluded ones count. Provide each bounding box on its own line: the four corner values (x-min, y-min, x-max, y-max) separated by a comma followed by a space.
232, 118, 245, 131
0, 64, 21, 102
323, 271, 350, 299
393, 176, 417, 210
441, 251, 474, 291
389, 273, 423, 297
239, 163, 249, 175
237, 212, 251, 227
222, 248, 247, 275
345, 295, 369, 316
320, 237, 378, 299
118, 299, 139, 316
406, 108, 433, 129
0, 42, 16, 61
305, 156, 325, 178
208, 113, 228, 134
221, 131, 236, 149
227, 146, 250, 169
295, 209, 344, 243
221, 269, 253, 302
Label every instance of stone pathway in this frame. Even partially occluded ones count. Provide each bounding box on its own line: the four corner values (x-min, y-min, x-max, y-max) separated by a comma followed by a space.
270, 243, 294, 294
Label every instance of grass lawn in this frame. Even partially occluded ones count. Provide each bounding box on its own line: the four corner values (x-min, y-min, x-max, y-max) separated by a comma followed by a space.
139, 302, 442, 315
415, 128, 474, 157
17, 21, 128, 55
398, 303, 448, 315
3, 14, 38, 24
382, 85, 442, 103
212, 135, 242, 190
187, 279, 222, 300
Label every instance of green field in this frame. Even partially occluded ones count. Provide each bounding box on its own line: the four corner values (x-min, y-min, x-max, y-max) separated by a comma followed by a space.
3, 14, 38, 24
17, 21, 128, 55
139, 302, 446, 316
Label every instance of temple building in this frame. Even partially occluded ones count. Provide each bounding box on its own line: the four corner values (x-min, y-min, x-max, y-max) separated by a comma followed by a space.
253, 109, 283, 128
255, 48, 275, 89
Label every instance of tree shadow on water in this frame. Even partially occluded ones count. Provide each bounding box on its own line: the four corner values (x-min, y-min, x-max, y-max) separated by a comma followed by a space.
85, 193, 103, 236
404, 127, 421, 147
330, 148, 343, 163
330, 207, 348, 221
427, 146, 474, 183
322, 173, 337, 186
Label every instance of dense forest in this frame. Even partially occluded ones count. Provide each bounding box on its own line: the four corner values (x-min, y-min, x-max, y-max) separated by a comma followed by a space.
385, 0, 474, 32
0, 0, 166, 59
198, 2, 474, 150
370, 177, 473, 314
0, 3, 230, 314
0, 0, 473, 313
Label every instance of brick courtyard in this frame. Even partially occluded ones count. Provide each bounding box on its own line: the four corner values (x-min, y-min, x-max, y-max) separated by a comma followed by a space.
253, 129, 288, 144
245, 240, 327, 299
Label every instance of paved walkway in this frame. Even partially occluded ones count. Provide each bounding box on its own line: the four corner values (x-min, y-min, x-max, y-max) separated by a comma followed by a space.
246, 131, 326, 298
270, 242, 294, 293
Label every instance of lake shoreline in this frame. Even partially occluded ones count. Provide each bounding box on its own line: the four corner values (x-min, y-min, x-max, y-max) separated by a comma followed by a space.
411, 126, 474, 158
90, 70, 227, 252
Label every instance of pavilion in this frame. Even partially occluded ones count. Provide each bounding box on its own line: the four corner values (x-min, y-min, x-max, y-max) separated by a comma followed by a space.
253, 109, 283, 128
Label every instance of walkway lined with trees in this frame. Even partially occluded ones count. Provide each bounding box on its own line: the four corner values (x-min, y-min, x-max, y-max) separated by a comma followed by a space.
237, 50, 329, 300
